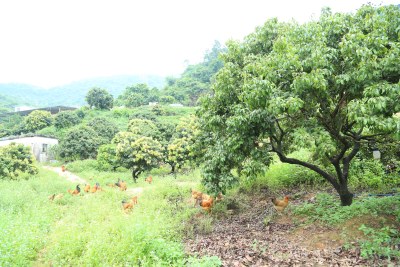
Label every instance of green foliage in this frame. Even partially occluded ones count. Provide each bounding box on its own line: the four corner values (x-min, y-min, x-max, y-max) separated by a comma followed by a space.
86, 117, 118, 142
292, 193, 399, 225
241, 150, 324, 192
54, 111, 81, 129
23, 110, 52, 132
198, 5, 400, 205
85, 87, 114, 110
113, 132, 163, 181
164, 41, 225, 106
96, 144, 120, 171
166, 115, 201, 173
0, 143, 38, 179
59, 126, 106, 160
160, 95, 176, 104
127, 118, 160, 140
358, 225, 400, 260
117, 83, 154, 107
0, 114, 24, 137
129, 108, 157, 121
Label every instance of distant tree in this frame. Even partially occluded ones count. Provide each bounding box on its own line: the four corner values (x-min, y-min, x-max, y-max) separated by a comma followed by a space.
117, 83, 152, 107
54, 111, 81, 129
59, 126, 105, 160
23, 110, 52, 132
166, 116, 200, 173
113, 132, 163, 182
127, 118, 160, 140
163, 41, 225, 106
85, 87, 114, 110
160, 95, 176, 104
87, 118, 118, 142
0, 143, 38, 179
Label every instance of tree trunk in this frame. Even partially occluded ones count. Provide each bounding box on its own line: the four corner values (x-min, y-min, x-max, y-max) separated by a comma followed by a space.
132, 169, 138, 183
338, 188, 353, 206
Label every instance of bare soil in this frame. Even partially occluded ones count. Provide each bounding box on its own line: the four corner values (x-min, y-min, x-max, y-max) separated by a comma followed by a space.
184, 194, 396, 267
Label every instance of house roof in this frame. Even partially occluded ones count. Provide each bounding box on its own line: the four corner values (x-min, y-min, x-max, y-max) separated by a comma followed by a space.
0, 105, 77, 119
0, 134, 58, 142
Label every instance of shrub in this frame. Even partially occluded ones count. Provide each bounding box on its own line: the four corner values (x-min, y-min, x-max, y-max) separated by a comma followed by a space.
87, 118, 118, 142
23, 110, 52, 132
54, 111, 81, 129
96, 144, 119, 171
59, 126, 106, 160
0, 143, 38, 179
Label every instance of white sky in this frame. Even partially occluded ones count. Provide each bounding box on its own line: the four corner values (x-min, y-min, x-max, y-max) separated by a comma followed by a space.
0, 0, 398, 88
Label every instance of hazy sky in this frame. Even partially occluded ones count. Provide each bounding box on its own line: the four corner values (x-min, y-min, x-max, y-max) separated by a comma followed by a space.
0, 0, 398, 88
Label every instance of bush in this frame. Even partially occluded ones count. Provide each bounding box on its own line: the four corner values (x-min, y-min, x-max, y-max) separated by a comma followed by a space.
96, 144, 119, 171
23, 110, 52, 133
349, 158, 389, 190
0, 143, 38, 179
54, 111, 81, 129
59, 126, 106, 161
87, 118, 118, 142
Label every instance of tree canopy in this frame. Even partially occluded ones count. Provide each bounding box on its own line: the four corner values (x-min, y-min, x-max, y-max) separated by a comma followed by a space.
23, 110, 53, 133
85, 87, 114, 110
198, 5, 400, 206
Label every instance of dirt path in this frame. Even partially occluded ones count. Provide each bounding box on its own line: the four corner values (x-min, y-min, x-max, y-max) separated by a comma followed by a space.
42, 166, 87, 184
185, 195, 371, 266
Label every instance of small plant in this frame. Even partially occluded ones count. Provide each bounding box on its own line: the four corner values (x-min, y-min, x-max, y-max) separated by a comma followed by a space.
358, 225, 400, 260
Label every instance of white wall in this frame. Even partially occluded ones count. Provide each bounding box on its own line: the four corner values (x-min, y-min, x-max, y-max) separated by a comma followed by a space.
0, 136, 59, 162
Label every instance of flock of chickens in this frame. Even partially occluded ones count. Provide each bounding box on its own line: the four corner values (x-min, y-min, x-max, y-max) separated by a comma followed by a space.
48, 176, 153, 212
191, 189, 290, 214
49, 166, 290, 215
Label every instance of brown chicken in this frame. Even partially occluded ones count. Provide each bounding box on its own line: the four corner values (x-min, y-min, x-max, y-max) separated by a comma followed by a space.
145, 176, 153, 184
191, 189, 204, 207
200, 196, 214, 213
271, 196, 290, 212
131, 196, 138, 205
119, 180, 127, 191
67, 185, 80, 195
84, 184, 91, 193
122, 200, 134, 211
90, 182, 101, 193
122, 196, 138, 211
49, 193, 64, 200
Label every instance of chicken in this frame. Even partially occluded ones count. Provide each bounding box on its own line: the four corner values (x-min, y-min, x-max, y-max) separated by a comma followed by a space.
90, 182, 101, 193
122, 196, 138, 211
49, 193, 64, 200
119, 180, 127, 191
68, 185, 80, 195
84, 184, 91, 193
271, 196, 290, 212
191, 189, 204, 207
122, 200, 134, 211
200, 197, 214, 213
145, 176, 153, 184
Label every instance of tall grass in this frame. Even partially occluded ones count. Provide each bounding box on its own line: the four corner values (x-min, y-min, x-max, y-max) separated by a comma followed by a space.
0, 165, 220, 266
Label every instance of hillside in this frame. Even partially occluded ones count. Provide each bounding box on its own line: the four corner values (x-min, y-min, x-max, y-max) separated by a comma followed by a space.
0, 75, 165, 108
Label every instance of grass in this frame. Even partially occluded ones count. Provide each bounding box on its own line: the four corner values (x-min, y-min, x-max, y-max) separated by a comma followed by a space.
0, 165, 220, 266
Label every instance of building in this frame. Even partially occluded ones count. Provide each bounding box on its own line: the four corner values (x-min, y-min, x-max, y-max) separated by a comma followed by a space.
0, 135, 58, 162
0, 105, 77, 121
14, 106, 36, 112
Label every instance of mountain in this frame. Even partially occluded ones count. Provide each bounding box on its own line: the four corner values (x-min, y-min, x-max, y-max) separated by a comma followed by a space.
0, 75, 165, 108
